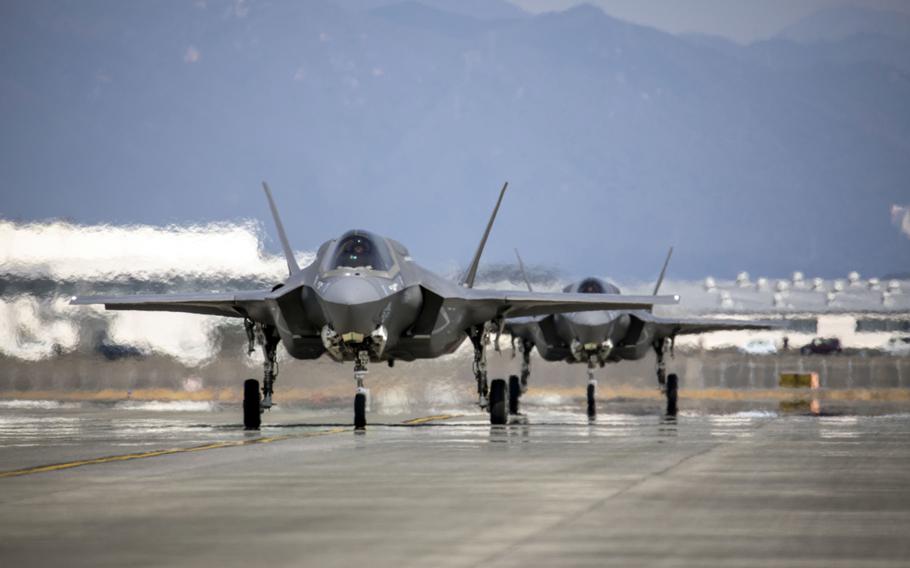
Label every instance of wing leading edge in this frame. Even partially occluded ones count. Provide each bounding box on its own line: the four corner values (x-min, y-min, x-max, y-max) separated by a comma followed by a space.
635, 312, 781, 336
70, 290, 273, 319
464, 290, 679, 319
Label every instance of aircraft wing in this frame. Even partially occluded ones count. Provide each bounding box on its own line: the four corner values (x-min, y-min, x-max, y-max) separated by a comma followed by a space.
464, 290, 679, 319
635, 312, 780, 337
70, 290, 273, 319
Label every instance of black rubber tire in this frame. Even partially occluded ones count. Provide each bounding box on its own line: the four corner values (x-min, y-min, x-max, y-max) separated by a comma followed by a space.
586, 383, 596, 417
354, 392, 367, 430
489, 378, 507, 425
666, 373, 679, 416
243, 378, 261, 430
508, 375, 521, 415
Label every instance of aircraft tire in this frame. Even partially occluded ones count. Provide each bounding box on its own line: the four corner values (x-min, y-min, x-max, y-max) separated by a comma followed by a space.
354, 392, 367, 430
489, 379, 507, 425
508, 375, 521, 415
243, 379, 261, 430
666, 373, 679, 416
586, 383, 596, 417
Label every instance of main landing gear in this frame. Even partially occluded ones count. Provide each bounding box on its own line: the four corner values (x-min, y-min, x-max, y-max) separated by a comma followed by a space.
653, 337, 679, 416
471, 322, 520, 425
243, 320, 281, 431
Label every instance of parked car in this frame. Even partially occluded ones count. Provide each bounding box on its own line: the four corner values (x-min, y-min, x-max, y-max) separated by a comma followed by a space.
739, 338, 778, 355
883, 336, 910, 357
800, 337, 842, 355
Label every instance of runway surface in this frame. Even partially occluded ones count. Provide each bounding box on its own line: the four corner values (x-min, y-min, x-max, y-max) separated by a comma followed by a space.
2, 399, 910, 567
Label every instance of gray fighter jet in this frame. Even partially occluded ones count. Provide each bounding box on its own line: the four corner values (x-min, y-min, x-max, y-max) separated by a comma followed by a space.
72, 183, 678, 429
506, 248, 776, 417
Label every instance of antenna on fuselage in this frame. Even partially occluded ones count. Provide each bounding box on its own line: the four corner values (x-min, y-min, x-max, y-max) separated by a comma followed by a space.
652, 246, 674, 295
262, 181, 301, 276
461, 181, 508, 288
514, 248, 534, 292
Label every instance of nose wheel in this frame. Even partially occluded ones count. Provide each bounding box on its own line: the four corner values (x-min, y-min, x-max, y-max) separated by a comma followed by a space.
354, 390, 367, 430
586, 358, 597, 418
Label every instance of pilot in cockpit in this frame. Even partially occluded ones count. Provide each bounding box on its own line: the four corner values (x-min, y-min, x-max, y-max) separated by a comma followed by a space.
336, 236, 372, 268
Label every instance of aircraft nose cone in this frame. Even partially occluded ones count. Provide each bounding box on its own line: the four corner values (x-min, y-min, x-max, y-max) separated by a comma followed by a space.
318, 277, 389, 336
320, 277, 384, 305
572, 323, 610, 346
564, 311, 616, 345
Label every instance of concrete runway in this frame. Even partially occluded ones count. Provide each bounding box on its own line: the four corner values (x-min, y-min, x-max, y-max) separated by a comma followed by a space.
2, 400, 910, 567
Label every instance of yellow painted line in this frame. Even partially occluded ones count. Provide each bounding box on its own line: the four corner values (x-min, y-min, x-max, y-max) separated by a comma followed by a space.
400, 414, 461, 425
0, 427, 347, 479
0, 413, 460, 479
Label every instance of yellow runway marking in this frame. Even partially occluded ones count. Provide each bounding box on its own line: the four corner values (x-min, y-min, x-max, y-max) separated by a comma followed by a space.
0, 428, 346, 479
400, 414, 461, 425
0, 414, 459, 479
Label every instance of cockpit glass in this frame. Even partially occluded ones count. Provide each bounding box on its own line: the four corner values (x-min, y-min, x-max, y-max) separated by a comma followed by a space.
578, 278, 606, 294
329, 232, 393, 271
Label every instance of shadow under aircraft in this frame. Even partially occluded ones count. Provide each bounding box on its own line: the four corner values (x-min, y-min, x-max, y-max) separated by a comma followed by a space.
73, 182, 678, 429
506, 248, 776, 418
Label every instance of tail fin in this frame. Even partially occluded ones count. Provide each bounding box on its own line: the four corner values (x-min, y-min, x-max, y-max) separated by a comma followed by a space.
460, 181, 508, 288
514, 248, 534, 292
652, 246, 673, 295
262, 182, 301, 276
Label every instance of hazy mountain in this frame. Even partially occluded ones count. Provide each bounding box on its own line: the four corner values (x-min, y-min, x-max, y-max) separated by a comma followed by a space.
778, 4, 910, 43
1, 0, 908, 280
339, 0, 528, 21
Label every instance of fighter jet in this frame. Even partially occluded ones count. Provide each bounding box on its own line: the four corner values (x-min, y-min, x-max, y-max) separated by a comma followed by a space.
506, 248, 776, 416
72, 182, 678, 429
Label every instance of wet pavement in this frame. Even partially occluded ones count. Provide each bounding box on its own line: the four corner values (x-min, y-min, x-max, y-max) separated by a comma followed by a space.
1, 400, 910, 567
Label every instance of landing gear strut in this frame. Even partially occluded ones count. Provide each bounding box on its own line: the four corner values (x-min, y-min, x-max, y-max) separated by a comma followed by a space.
354, 351, 369, 430
518, 338, 531, 394
469, 324, 493, 410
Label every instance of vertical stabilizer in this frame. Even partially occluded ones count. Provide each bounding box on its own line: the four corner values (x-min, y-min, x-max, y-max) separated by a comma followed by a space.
461, 181, 508, 288
514, 248, 534, 292
652, 246, 673, 295
262, 182, 301, 276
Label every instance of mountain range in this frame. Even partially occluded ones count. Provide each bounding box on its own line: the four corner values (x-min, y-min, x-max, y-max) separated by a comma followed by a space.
1, 0, 907, 279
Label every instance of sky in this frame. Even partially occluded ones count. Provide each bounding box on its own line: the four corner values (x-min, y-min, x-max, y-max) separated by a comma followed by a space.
508, 0, 910, 42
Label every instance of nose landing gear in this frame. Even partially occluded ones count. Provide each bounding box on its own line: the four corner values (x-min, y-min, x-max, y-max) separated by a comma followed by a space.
354, 351, 369, 431
586, 358, 597, 419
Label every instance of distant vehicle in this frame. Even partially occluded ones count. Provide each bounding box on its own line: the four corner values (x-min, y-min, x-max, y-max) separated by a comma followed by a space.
740, 338, 778, 355
800, 338, 842, 355
883, 337, 910, 357
96, 342, 145, 361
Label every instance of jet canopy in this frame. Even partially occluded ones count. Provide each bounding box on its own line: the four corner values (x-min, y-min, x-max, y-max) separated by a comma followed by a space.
564, 277, 621, 295
325, 230, 395, 272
